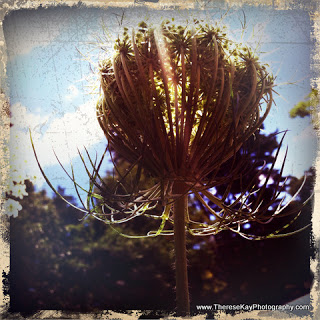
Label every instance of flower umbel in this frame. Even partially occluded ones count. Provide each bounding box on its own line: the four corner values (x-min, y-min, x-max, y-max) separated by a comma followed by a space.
98, 22, 273, 183
90, 21, 307, 239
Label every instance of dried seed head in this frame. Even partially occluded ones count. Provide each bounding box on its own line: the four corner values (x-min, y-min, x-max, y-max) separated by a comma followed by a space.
97, 21, 274, 191
31, 20, 310, 240
29, 20, 310, 240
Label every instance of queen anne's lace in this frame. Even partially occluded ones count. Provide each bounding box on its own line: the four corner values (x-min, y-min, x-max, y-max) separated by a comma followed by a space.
31, 20, 310, 240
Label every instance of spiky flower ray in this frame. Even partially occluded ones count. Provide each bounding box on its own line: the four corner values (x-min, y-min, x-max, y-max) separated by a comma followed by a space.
31, 126, 310, 241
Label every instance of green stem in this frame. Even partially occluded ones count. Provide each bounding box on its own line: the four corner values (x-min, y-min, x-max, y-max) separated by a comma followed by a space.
173, 182, 190, 316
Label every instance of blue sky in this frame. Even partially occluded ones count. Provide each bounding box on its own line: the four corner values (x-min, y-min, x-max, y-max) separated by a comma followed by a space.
4, 5, 317, 205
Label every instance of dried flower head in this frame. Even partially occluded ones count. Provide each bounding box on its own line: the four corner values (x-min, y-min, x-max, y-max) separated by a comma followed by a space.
98, 21, 273, 186
32, 20, 310, 240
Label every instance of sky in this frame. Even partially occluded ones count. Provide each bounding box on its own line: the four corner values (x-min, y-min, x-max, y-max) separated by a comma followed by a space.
3, 5, 318, 206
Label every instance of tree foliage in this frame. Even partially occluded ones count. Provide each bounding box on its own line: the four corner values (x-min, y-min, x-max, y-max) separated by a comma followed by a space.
289, 88, 319, 129
8, 128, 314, 316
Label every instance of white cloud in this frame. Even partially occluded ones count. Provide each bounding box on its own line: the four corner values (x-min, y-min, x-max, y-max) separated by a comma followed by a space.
9, 99, 105, 188
65, 84, 79, 101
11, 103, 50, 133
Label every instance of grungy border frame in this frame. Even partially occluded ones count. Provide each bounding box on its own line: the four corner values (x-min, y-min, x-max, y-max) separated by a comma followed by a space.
0, 0, 319, 319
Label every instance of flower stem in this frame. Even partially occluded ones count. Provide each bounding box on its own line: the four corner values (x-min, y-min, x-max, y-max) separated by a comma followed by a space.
173, 182, 190, 316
